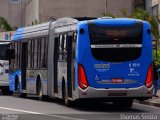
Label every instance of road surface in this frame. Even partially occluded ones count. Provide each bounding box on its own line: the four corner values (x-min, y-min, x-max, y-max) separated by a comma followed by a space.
0, 95, 159, 120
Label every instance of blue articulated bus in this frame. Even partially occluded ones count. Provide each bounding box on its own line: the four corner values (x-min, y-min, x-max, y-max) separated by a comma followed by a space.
8, 17, 153, 108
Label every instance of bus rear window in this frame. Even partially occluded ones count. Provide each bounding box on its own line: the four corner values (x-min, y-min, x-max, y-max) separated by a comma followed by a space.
88, 22, 143, 62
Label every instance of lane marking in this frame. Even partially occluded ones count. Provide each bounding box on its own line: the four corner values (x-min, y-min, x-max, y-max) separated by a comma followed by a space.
0, 106, 86, 120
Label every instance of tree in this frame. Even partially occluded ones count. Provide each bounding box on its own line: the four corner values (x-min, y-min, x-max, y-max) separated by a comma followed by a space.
121, 8, 128, 17
0, 17, 12, 31
131, 8, 160, 41
131, 8, 160, 65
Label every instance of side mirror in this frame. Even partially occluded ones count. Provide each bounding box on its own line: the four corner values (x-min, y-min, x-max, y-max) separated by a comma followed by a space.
5, 49, 15, 60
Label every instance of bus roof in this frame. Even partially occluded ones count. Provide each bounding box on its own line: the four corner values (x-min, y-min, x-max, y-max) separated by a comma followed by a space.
12, 17, 144, 41
12, 17, 78, 41
12, 22, 50, 41
93, 18, 142, 26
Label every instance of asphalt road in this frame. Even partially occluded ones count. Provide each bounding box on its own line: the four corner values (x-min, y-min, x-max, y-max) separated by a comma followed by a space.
0, 95, 159, 120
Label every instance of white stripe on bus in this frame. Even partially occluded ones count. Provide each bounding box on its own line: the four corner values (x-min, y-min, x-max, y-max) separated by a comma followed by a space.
91, 44, 142, 48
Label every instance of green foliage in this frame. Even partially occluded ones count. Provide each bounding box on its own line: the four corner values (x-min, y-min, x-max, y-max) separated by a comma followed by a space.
121, 8, 128, 17
131, 8, 160, 41
153, 47, 160, 66
131, 8, 160, 65
131, 8, 149, 20
0, 17, 12, 31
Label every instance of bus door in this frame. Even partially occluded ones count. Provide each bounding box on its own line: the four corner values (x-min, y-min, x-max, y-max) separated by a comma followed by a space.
67, 33, 73, 98
21, 42, 27, 90
54, 36, 58, 94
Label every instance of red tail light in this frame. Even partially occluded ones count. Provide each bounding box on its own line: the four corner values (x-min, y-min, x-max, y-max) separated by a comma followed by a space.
0, 63, 3, 67
78, 64, 88, 90
145, 64, 153, 88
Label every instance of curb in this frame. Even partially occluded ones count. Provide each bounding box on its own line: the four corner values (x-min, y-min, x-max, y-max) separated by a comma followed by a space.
134, 100, 160, 107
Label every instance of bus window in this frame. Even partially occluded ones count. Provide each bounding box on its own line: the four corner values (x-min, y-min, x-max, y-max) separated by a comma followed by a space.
61, 35, 65, 60
37, 38, 41, 69
45, 37, 48, 68
18, 42, 21, 68
41, 38, 45, 68
40, 37, 48, 68
58, 35, 63, 61
64, 34, 67, 52
34, 39, 38, 68
28, 40, 31, 68
0, 44, 10, 60
63, 34, 67, 61
30, 40, 33, 68
88, 22, 143, 62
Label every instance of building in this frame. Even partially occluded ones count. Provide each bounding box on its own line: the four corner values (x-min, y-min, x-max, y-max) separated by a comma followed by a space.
0, 0, 134, 27
134, 0, 146, 10
145, 0, 160, 42
146, 0, 159, 16
0, 0, 25, 28
25, 0, 133, 26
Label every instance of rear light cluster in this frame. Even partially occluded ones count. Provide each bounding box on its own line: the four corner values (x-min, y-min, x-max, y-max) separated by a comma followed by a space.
145, 63, 153, 88
78, 64, 89, 90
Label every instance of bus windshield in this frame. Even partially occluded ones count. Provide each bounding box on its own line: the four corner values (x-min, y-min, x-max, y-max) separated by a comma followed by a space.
88, 22, 143, 62
0, 43, 10, 60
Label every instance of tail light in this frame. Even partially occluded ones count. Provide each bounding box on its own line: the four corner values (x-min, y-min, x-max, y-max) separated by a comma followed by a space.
78, 64, 88, 90
145, 64, 153, 88
0, 63, 3, 67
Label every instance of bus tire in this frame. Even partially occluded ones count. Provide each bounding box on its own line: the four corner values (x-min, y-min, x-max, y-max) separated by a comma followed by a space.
1, 87, 13, 95
62, 80, 73, 107
113, 99, 133, 109
37, 81, 46, 101
17, 80, 27, 98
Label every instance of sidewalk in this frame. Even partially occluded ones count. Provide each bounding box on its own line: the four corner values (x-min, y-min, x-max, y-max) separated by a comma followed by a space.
135, 90, 160, 107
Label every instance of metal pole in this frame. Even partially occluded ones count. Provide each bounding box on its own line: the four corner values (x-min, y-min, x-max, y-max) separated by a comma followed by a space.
156, 40, 158, 58
20, 0, 22, 27
156, 0, 159, 58
132, 0, 135, 12
105, 0, 107, 15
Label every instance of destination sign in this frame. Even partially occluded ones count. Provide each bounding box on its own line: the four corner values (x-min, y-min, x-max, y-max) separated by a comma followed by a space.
106, 30, 127, 37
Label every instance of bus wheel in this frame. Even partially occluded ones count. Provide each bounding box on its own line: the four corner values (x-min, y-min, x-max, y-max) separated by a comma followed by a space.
113, 99, 133, 109
38, 81, 45, 101
1, 87, 13, 95
17, 81, 27, 98
62, 82, 73, 107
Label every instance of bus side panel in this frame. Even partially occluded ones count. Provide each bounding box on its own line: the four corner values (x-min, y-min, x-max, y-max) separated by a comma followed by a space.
75, 22, 89, 91
26, 70, 48, 95
142, 22, 152, 63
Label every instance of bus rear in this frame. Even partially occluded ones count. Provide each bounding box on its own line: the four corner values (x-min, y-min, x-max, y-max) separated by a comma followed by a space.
0, 40, 10, 95
76, 18, 152, 108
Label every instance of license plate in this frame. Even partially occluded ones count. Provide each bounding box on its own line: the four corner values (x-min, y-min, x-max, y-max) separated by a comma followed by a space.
111, 78, 123, 83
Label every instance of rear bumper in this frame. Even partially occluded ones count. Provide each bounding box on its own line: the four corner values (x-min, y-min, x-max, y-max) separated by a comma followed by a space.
78, 85, 153, 99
